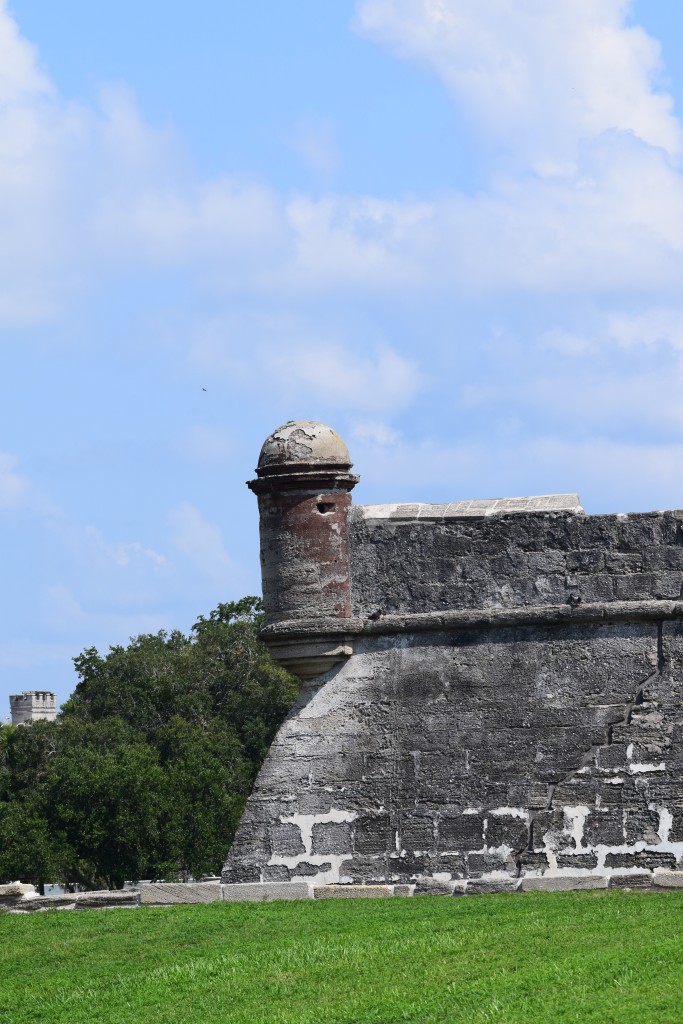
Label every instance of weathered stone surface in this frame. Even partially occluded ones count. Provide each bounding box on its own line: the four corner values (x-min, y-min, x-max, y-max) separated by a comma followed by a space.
1, 889, 141, 913
466, 878, 521, 895
140, 883, 221, 905
604, 853, 636, 868
269, 823, 305, 857
486, 816, 528, 851
608, 872, 653, 889
521, 876, 608, 892
555, 854, 599, 870
413, 877, 458, 896
75, 891, 139, 909
0, 883, 35, 899
517, 852, 550, 873
653, 871, 683, 888
468, 852, 516, 877
354, 815, 390, 855
311, 821, 352, 855
349, 506, 683, 618
439, 815, 484, 849
313, 885, 393, 899
636, 851, 676, 871
221, 882, 311, 902
13, 894, 78, 911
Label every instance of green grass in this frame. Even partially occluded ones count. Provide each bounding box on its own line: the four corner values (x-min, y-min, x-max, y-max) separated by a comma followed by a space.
2, 891, 683, 1023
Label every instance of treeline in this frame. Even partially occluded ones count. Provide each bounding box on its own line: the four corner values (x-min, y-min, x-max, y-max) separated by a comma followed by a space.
0, 598, 298, 890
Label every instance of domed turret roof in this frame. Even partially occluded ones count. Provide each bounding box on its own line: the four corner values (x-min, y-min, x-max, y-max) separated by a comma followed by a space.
257, 420, 351, 472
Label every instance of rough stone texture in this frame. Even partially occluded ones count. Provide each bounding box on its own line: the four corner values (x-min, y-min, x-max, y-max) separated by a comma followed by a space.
222, 423, 683, 890
225, 619, 683, 888
74, 891, 139, 909
257, 421, 351, 471
139, 882, 221, 905
466, 879, 521, 895
313, 885, 393, 899
608, 872, 653, 889
221, 882, 312, 902
0, 883, 35, 899
521, 876, 609, 892
413, 877, 460, 896
11, 895, 78, 912
2, 890, 141, 912
349, 506, 683, 617
653, 871, 683, 888
5, 897, 77, 913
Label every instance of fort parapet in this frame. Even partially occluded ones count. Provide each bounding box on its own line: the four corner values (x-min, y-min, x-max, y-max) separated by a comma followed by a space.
223, 420, 683, 889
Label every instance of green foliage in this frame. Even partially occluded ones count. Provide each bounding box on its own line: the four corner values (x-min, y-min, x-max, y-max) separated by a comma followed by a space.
2, 892, 683, 1024
0, 597, 299, 888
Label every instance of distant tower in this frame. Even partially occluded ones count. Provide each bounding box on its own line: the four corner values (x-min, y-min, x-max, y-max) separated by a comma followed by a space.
248, 420, 359, 678
9, 691, 57, 726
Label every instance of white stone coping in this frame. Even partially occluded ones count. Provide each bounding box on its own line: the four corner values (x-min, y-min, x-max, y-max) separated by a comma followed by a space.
358, 495, 584, 520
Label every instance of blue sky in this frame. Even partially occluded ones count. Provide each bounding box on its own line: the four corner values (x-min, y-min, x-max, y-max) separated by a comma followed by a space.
3, 0, 683, 714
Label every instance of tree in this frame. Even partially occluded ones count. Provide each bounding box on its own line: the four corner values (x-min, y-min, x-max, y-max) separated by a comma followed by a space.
0, 598, 299, 887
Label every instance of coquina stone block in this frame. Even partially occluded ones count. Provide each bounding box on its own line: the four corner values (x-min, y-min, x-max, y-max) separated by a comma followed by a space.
653, 870, 683, 888
139, 883, 220, 905
608, 872, 653, 889
521, 876, 609, 892
221, 882, 312, 902
313, 885, 393, 899
466, 879, 521, 895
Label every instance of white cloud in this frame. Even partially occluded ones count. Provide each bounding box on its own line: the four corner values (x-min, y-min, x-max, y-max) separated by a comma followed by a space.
95, 173, 287, 276
1, 0, 682, 322
354, 0, 681, 174
605, 308, 683, 350
81, 525, 167, 570
277, 141, 683, 294
264, 342, 421, 414
539, 307, 683, 356
189, 310, 423, 415
0, 3, 288, 324
286, 116, 340, 178
351, 420, 401, 446
452, 307, 683, 438
0, 6, 51, 102
47, 517, 169, 577
168, 502, 245, 586
284, 193, 433, 291
0, 453, 28, 509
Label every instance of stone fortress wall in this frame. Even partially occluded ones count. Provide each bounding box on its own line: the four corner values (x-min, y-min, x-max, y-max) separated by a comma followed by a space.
222, 420, 683, 894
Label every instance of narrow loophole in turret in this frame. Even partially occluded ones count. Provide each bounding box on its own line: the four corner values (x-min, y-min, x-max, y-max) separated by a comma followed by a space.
317, 502, 334, 515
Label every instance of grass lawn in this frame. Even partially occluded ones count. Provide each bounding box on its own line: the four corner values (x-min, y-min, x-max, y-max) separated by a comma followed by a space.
2, 890, 683, 1023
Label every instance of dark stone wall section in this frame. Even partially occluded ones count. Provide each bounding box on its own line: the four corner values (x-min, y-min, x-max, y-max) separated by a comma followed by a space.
349, 509, 683, 617
224, 618, 683, 886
